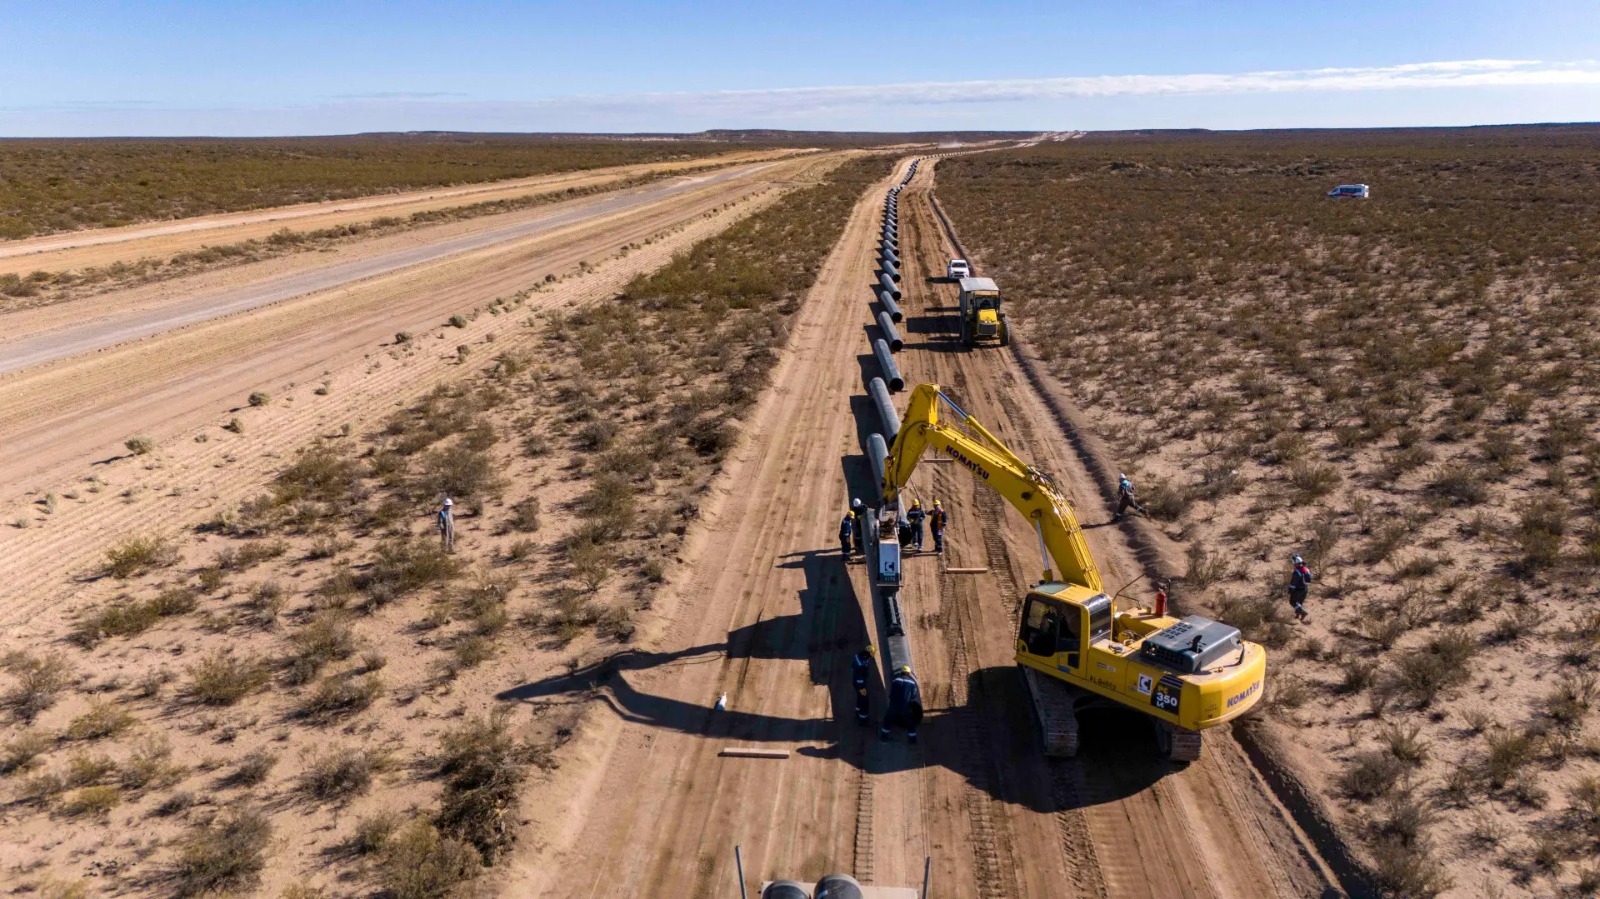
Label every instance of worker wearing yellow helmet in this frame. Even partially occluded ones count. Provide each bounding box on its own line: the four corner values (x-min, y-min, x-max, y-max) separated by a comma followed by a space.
906, 499, 927, 552
929, 499, 948, 555
883, 663, 923, 744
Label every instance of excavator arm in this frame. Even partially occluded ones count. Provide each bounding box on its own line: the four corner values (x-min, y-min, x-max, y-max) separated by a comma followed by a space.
883, 384, 1102, 593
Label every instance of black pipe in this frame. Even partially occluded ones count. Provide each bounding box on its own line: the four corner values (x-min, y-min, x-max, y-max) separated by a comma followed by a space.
877, 288, 902, 322
869, 376, 901, 436
877, 310, 904, 351
873, 338, 903, 391
867, 433, 889, 496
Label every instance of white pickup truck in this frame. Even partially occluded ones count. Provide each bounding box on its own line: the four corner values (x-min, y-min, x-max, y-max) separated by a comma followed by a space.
946, 258, 970, 279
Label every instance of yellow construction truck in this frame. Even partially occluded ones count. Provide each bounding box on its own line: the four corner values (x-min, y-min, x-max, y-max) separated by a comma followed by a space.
956, 276, 1009, 347
881, 384, 1266, 761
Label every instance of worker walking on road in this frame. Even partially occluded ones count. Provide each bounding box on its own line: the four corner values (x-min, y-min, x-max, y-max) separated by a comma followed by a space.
839, 511, 855, 560
906, 500, 927, 552
1288, 555, 1314, 623
850, 498, 866, 556
881, 665, 923, 743
437, 498, 456, 553
929, 500, 948, 555
850, 645, 876, 725
1115, 473, 1147, 520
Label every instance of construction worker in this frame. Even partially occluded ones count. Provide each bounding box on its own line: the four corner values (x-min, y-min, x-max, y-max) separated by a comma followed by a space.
906, 500, 927, 552
1115, 473, 1147, 520
436, 498, 456, 553
850, 645, 876, 725
929, 500, 948, 555
1288, 555, 1314, 623
850, 498, 866, 556
881, 665, 923, 743
839, 511, 855, 560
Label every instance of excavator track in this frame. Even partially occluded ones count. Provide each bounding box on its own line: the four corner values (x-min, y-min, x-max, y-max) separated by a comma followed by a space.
1020, 665, 1080, 758
1155, 720, 1205, 763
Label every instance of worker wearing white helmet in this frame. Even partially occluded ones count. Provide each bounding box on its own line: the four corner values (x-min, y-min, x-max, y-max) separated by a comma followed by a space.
437, 498, 456, 553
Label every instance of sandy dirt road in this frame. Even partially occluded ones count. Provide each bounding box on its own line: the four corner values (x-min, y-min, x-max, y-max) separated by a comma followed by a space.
0, 148, 805, 276
0, 154, 835, 506
0, 153, 847, 648
503, 158, 1339, 897
0, 161, 784, 374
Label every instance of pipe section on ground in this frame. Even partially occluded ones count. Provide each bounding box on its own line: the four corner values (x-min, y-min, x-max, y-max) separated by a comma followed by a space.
873, 338, 903, 391
761, 883, 810, 899
877, 310, 904, 351
877, 272, 901, 301
868, 377, 901, 436
879, 260, 900, 283
877, 288, 902, 322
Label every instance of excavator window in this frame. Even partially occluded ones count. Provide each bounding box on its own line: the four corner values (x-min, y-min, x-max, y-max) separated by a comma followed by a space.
1023, 599, 1059, 657
1022, 597, 1081, 669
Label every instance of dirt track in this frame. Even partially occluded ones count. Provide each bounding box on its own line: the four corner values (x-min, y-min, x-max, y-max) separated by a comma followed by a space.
0, 149, 804, 276
0, 156, 825, 500
503, 158, 1339, 896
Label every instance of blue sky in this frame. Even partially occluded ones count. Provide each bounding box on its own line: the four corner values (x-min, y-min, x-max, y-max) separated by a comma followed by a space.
3, 0, 1598, 135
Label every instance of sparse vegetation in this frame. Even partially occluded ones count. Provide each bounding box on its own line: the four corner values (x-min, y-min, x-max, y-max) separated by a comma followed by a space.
169, 807, 272, 897
103, 533, 179, 578
185, 649, 270, 705
2, 652, 74, 722
940, 129, 1600, 896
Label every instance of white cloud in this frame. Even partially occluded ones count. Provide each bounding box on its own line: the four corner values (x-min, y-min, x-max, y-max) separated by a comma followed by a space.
5, 59, 1598, 135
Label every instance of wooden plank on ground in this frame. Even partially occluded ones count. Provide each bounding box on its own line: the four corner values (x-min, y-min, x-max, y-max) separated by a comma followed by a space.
719, 747, 790, 759
944, 567, 990, 574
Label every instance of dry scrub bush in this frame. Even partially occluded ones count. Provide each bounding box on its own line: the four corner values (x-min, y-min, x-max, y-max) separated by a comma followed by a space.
124, 435, 155, 456
1, 729, 52, 774
185, 649, 270, 705
169, 807, 272, 897
359, 537, 464, 606
378, 820, 480, 899
65, 700, 135, 741
2, 652, 74, 722
298, 673, 383, 721
435, 711, 535, 861
72, 586, 197, 645
298, 746, 381, 802
103, 534, 178, 578
222, 749, 277, 788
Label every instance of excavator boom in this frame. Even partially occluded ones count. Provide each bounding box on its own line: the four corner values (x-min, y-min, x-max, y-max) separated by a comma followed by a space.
885, 385, 1101, 592
880, 383, 1267, 761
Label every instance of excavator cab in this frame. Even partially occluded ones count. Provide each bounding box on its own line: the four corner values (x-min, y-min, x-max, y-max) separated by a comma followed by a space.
1017, 584, 1110, 674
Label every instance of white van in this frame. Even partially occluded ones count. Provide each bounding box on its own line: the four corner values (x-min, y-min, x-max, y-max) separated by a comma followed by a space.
947, 259, 970, 279
1327, 184, 1370, 199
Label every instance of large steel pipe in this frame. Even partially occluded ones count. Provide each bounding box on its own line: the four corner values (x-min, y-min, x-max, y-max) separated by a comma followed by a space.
877, 287, 902, 322
877, 272, 901, 301
869, 377, 901, 436
816, 874, 866, 899
867, 432, 889, 496
879, 249, 899, 269
879, 259, 900, 283
879, 237, 898, 253
873, 338, 903, 391
877, 310, 904, 351
761, 883, 809, 899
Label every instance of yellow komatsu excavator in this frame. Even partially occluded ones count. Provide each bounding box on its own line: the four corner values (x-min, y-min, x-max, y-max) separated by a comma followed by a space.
882, 384, 1266, 761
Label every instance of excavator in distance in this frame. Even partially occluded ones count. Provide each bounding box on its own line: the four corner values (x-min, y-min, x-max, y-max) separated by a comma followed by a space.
881, 384, 1267, 761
